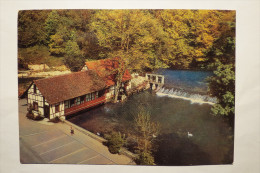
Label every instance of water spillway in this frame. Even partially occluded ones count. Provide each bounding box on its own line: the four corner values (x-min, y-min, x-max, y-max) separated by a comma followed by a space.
156, 87, 217, 105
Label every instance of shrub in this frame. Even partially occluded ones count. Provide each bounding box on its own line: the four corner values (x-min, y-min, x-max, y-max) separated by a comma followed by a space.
26, 112, 34, 119
34, 114, 44, 121
26, 104, 44, 121
105, 132, 125, 154
135, 151, 155, 165
125, 136, 139, 153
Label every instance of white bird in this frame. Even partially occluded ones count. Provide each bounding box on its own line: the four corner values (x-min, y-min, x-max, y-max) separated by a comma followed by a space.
187, 132, 193, 138
97, 132, 100, 136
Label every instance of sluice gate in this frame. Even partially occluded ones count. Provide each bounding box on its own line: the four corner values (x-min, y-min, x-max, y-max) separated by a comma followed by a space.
146, 73, 165, 90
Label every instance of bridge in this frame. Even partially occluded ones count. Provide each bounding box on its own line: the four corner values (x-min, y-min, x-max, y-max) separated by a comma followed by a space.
146, 73, 165, 90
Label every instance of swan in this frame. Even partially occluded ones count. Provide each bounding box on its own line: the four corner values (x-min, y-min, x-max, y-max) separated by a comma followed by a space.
187, 132, 193, 138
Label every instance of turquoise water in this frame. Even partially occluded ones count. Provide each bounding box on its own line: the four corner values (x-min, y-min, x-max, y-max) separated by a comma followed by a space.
69, 69, 233, 165
156, 69, 213, 94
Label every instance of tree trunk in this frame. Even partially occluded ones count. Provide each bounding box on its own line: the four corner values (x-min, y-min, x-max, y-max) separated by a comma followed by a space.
113, 80, 121, 103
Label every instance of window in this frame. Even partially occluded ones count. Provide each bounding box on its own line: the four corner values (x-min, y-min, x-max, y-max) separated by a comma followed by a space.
55, 104, 59, 113
65, 101, 69, 109
152, 76, 156, 81
34, 84, 37, 94
70, 98, 75, 107
158, 77, 162, 83
91, 93, 95, 100
86, 94, 90, 102
76, 97, 80, 105
98, 90, 105, 97
33, 102, 38, 111
80, 95, 85, 104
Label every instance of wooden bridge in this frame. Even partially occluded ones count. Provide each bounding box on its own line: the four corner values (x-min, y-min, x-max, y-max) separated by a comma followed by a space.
146, 73, 165, 90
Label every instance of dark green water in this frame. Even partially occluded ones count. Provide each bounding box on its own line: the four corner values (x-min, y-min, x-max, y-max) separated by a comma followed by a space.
69, 70, 234, 165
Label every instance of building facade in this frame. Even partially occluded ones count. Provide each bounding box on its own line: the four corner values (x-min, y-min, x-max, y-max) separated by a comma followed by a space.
27, 58, 131, 120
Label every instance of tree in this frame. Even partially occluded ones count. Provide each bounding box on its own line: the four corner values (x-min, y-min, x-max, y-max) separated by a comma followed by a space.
105, 131, 125, 154
207, 11, 235, 128
49, 33, 65, 56
134, 107, 160, 153
90, 10, 168, 102
157, 10, 225, 69
208, 60, 235, 128
63, 32, 85, 71
135, 151, 155, 165
18, 10, 50, 47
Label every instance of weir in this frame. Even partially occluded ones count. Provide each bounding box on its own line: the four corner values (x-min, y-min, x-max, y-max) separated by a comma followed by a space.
146, 73, 165, 90
156, 87, 217, 105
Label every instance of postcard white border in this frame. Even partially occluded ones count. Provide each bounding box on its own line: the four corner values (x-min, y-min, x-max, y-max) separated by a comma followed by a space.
0, 0, 260, 173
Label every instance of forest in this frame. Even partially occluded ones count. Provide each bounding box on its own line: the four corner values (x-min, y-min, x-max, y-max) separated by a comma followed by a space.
18, 9, 235, 71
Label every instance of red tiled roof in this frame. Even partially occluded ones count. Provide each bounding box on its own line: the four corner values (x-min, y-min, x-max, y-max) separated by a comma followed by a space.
34, 70, 106, 105
85, 58, 131, 86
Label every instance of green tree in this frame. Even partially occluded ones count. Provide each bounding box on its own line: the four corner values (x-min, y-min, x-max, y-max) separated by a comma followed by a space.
45, 10, 61, 41
18, 10, 50, 47
105, 132, 125, 154
208, 61, 235, 127
63, 33, 85, 71
136, 151, 155, 165
206, 11, 235, 128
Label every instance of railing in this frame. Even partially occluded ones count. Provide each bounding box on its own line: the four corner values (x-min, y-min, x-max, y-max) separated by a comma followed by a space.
64, 96, 106, 116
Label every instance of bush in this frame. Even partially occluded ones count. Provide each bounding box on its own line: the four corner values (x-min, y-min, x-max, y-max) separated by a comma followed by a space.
135, 151, 155, 165
34, 114, 44, 121
105, 132, 125, 154
125, 136, 139, 153
26, 112, 34, 119
26, 104, 44, 121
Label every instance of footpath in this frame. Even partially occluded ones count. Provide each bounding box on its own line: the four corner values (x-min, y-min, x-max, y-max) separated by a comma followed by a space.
19, 99, 135, 165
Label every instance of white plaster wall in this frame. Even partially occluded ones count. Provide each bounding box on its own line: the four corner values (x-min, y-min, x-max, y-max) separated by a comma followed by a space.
49, 101, 64, 119
28, 84, 44, 116
81, 65, 88, 71
106, 86, 115, 99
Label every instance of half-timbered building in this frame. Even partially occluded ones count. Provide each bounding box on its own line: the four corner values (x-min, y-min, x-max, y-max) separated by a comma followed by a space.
27, 70, 107, 120
27, 58, 132, 120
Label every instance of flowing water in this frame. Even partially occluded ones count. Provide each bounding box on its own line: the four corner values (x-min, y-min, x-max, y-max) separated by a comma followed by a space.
69, 69, 234, 165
